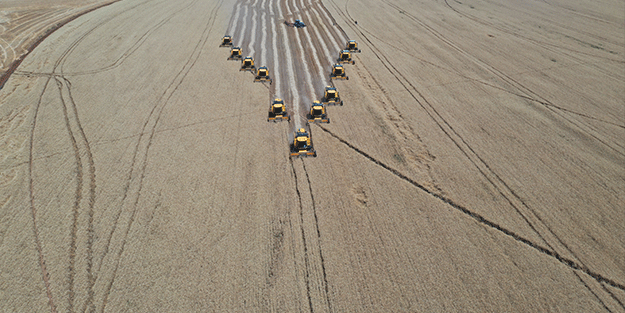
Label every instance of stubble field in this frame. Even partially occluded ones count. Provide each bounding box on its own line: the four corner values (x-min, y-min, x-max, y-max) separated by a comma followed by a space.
0, 0, 623, 311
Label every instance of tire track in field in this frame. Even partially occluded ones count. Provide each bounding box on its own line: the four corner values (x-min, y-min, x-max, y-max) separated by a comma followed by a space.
26, 2, 133, 310
388, 1, 625, 152
301, 158, 332, 312
53, 75, 98, 313
289, 157, 314, 313
539, 0, 622, 26
445, 0, 624, 63
281, 2, 336, 309
316, 124, 625, 293
440, 0, 625, 131
15, 0, 174, 77
61, 76, 98, 313
93, 0, 198, 276
325, 0, 625, 302
28, 76, 58, 313
0, 0, 125, 90
24, 1, 167, 312
224, 1, 340, 308
64, 0, 189, 76
98, 1, 222, 311
367, 5, 625, 299
53, 76, 84, 313
357, 0, 606, 256
50, 2, 171, 312
223, 3, 350, 310
338, 16, 624, 131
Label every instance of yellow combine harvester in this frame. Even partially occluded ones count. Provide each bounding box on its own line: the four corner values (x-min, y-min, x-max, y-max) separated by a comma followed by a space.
307, 101, 330, 123
321, 86, 343, 106
330, 64, 348, 80
228, 46, 242, 60
254, 66, 272, 83
267, 98, 290, 122
290, 128, 317, 157
220, 35, 233, 47
337, 50, 355, 64
345, 40, 361, 52
240, 56, 255, 72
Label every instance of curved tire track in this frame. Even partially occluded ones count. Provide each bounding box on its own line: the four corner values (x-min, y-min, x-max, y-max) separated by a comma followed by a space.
97, 1, 223, 311
324, 0, 625, 300
316, 124, 625, 292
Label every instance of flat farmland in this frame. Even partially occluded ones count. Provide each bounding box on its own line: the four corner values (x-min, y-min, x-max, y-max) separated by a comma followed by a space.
0, 0, 623, 312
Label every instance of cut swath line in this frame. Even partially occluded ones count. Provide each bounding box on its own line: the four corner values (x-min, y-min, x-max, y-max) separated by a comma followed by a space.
297, 0, 328, 94
287, 0, 316, 112
227, 2, 242, 36
316, 124, 625, 292
270, 1, 281, 98
260, 11, 267, 65
276, 0, 300, 128
249, 8, 257, 57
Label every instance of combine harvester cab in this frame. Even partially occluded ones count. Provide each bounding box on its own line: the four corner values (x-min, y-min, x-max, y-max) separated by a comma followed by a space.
290, 128, 317, 157
220, 35, 233, 47
322, 86, 343, 106
240, 56, 255, 72
254, 66, 273, 84
228, 46, 242, 60
337, 50, 355, 64
345, 40, 361, 52
330, 64, 349, 80
307, 101, 330, 123
268, 98, 290, 122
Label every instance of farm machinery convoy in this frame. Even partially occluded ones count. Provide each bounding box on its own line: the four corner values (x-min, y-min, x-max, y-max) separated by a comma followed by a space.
221, 34, 361, 157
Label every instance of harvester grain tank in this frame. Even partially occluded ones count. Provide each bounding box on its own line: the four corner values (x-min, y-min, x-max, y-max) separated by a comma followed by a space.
268, 98, 290, 122
228, 46, 242, 60
240, 56, 255, 72
254, 66, 272, 83
307, 101, 330, 123
290, 128, 317, 157
220, 35, 233, 47
321, 86, 343, 106
337, 50, 355, 64
330, 64, 348, 80
345, 40, 361, 52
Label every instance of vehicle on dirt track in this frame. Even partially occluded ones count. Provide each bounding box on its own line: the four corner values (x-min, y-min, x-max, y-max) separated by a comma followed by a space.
268, 98, 290, 122
337, 50, 355, 64
240, 56, 255, 72
284, 19, 306, 28
290, 128, 317, 157
345, 40, 361, 52
307, 101, 330, 123
254, 66, 272, 83
228, 46, 242, 60
321, 86, 343, 106
220, 35, 233, 47
330, 64, 348, 80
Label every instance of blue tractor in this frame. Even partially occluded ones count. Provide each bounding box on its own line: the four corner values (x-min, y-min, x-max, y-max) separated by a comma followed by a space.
294, 19, 306, 28
285, 19, 306, 28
